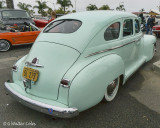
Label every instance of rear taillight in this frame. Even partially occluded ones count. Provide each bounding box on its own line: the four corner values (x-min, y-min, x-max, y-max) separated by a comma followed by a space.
60, 79, 70, 88
12, 65, 18, 72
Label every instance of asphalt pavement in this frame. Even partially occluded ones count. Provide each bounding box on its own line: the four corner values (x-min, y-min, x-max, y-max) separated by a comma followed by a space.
0, 39, 160, 128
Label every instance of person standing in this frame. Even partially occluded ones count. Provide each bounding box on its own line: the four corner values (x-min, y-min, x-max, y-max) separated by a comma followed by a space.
48, 11, 56, 23
146, 15, 151, 34
150, 15, 156, 35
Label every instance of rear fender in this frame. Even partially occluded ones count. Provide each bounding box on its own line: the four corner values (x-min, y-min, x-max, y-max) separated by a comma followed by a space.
143, 35, 156, 61
69, 54, 125, 112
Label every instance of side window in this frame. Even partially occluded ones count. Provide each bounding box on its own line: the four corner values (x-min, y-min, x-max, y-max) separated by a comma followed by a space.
123, 19, 133, 37
135, 19, 140, 33
104, 22, 120, 41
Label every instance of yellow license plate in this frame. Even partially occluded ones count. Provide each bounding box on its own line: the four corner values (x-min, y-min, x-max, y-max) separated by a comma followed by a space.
22, 67, 39, 82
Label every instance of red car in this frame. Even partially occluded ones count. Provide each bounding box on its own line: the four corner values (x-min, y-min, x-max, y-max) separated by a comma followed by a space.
34, 14, 64, 28
33, 18, 48, 28
152, 24, 160, 37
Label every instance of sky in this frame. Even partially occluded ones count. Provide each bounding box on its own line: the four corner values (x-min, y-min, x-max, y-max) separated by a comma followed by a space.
13, 0, 160, 13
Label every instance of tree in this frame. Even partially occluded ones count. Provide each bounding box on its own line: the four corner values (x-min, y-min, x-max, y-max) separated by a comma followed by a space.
99, 5, 110, 10
17, 2, 32, 12
6, 0, 14, 9
29, 9, 35, 16
0, 0, 6, 8
57, 0, 73, 13
55, 7, 65, 14
116, 3, 125, 11
47, 7, 53, 16
72, 10, 76, 13
139, 8, 145, 12
86, 4, 98, 11
34, 0, 49, 16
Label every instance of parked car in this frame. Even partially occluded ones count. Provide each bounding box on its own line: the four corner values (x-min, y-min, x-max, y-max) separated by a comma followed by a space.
33, 17, 48, 28
33, 14, 64, 28
0, 9, 34, 27
0, 22, 40, 51
5, 11, 156, 118
153, 23, 160, 37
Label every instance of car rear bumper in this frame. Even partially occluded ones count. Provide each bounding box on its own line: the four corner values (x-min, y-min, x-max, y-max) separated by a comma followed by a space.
4, 82, 79, 118
152, 30, 160, 32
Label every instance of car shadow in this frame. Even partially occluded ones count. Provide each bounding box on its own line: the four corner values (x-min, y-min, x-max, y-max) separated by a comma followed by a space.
11, 44, 33, 51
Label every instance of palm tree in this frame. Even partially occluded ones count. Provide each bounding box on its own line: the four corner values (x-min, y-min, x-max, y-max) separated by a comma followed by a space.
47, 7, 53, 16
34, 0, 49, 16
99, 5, 110, 10
29, 9, 35, 16
57, 0, 73, 13
6, 0, 14, 9
0, 2, 2, 8
139, 8, 145, 13
116, 2, 126, 11
86, 4, 98, 11
0, 0, 6, 8
56, 7, 64, 14
116, 3, 125, 11
17, 2, 32, 12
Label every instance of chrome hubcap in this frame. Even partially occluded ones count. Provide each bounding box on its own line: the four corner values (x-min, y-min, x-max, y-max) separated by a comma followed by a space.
0, 40, 9, 51
0, 42, 7, 48
107, 79, 118, 96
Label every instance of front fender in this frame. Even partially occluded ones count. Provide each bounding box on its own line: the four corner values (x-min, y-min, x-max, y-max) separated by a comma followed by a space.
69, 54, 125, 112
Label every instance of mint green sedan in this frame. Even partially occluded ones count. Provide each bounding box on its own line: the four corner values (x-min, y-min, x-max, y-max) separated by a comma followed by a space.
5, 11, 156, 118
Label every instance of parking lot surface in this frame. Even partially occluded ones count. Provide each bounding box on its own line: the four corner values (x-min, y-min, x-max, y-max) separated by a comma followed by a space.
0, 39, 160, 128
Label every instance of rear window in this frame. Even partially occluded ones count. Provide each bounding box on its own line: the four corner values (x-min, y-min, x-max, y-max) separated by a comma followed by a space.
2, 10, 30, 18
44, 20, 82, 33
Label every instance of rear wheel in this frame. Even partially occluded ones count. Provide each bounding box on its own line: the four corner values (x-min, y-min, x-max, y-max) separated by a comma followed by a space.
104, 77, 120, 102
0, 40, 11, 51
152, 44, 156, 57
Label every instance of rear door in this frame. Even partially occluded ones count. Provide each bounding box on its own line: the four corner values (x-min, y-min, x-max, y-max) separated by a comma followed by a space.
134, 18, 144, 62
120, 18, 139, 78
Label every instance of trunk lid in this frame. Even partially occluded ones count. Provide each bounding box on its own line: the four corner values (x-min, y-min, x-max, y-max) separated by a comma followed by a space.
22, 41, 80, 100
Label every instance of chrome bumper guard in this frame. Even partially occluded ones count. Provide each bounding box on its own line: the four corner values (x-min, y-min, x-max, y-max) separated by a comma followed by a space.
4, 82, 79, 118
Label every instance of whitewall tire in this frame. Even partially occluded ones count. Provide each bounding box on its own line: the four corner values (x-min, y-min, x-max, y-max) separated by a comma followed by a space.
105, 77, 120, 102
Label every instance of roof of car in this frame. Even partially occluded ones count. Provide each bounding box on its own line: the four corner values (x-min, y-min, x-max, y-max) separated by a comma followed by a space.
37, 11, 138, 53
57, 11, 137, 23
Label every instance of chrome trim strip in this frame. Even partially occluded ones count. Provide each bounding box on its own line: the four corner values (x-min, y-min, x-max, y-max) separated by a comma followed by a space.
152, 30, 160, 32
86, 35, 143, 58
4, 82, 79, 118
25, 58, 44, 68
86, 41, 134, 58
25, 61, 44, 68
